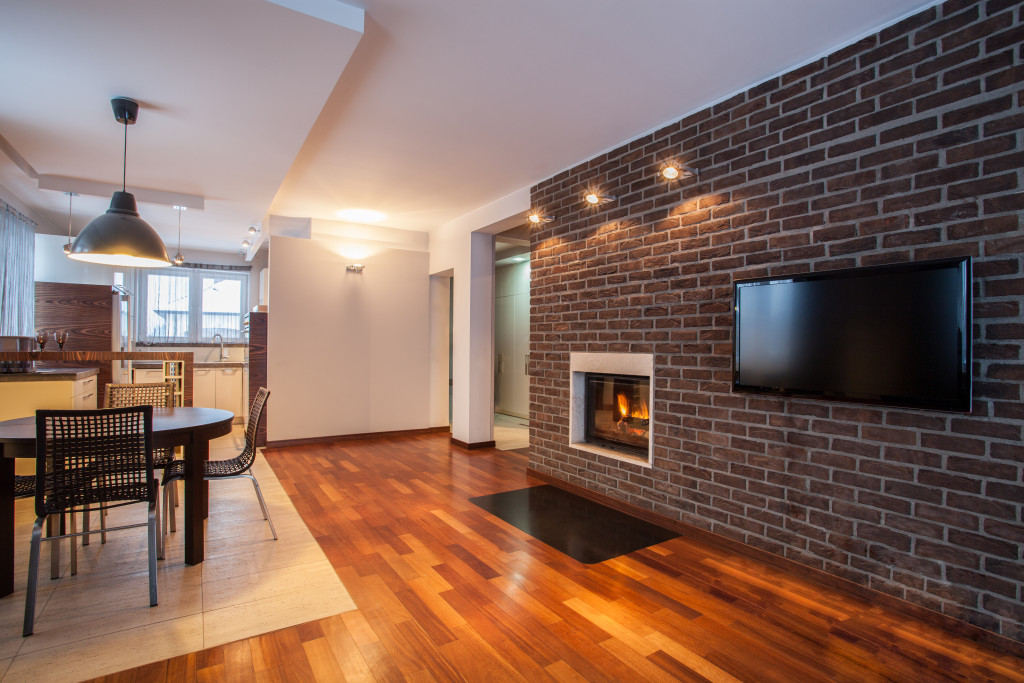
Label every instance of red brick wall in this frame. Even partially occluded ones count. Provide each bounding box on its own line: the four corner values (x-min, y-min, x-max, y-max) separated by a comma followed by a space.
529, 0, 1023, 641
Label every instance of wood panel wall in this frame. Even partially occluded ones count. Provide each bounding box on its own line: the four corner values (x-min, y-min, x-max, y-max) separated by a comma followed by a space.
247, 312, 268, 446
34, 282, 113, 392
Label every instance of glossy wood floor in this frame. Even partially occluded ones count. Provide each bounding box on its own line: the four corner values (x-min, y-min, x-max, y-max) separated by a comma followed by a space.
89, 433, 1024, 682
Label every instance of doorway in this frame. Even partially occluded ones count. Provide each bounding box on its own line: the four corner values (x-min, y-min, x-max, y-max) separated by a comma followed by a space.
494, 224, 530, 451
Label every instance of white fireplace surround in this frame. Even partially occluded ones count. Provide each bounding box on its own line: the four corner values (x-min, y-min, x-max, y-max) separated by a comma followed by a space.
569, 352, 654, 467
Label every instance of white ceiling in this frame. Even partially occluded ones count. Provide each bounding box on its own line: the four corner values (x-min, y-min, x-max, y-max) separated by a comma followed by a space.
1, 0, 936, 257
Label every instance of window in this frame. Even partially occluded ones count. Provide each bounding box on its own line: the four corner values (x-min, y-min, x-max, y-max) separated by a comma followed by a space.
134, 265, 248, 344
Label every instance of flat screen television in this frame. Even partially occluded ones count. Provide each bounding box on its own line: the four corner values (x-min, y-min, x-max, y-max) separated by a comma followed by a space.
732, 257, 972, 412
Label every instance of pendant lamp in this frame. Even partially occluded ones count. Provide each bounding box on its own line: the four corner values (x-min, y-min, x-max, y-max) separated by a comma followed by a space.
67, 98, 171, 268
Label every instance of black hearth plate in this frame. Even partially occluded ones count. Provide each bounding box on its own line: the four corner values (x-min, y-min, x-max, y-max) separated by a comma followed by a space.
469, 485, 679, 564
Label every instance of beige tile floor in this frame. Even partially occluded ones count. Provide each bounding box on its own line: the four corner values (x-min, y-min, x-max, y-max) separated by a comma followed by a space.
0, 429, 355, 683
493, 412, 529, 451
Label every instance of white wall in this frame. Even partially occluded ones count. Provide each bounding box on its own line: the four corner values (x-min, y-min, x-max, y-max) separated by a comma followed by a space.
268, 231, 431, 442
34, 234, 114, 286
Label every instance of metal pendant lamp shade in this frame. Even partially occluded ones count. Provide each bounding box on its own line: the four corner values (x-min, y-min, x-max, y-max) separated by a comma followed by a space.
69, 191, 171, 267
67, 97, 171, 268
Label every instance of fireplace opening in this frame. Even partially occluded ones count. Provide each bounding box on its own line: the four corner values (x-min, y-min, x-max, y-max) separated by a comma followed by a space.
584, 373, 650, 456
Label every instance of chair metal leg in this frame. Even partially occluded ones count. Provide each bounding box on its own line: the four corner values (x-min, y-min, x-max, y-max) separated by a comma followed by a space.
70, 511, 77, 576
48, 517, 59, 580
82, 504, 90, 546
169, 480, 177, 533
100, 503, 107, 544
244, 474, 277, 540
23, 517, 45, 637
147, 503, 158, 606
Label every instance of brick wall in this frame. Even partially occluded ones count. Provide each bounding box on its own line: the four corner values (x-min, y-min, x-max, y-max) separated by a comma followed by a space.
529, 0, 1024, 642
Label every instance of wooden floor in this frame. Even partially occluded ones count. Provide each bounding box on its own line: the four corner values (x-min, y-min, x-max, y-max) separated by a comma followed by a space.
89, 433, 1024, 682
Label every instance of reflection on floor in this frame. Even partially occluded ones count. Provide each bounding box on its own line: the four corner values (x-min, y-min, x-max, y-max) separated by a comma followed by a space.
493, 412, 528, 451
0, 428, 355, 683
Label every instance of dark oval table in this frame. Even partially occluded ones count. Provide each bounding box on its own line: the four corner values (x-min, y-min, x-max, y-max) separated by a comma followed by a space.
0, 406, 234, 597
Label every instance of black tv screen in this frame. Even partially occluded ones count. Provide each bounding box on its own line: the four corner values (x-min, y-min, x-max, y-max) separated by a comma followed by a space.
733, 257, 972, 412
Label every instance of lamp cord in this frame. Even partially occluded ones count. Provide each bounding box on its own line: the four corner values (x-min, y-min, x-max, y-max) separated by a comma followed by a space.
122, 119, 128, 192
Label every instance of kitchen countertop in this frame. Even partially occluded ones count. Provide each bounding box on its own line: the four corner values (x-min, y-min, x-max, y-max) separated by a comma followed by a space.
133, 361, 246, 369
0, 367, 99, 382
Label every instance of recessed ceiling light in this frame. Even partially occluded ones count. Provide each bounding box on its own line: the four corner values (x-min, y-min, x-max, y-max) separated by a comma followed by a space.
336, 208, 387, 224
512, 256, 526, 262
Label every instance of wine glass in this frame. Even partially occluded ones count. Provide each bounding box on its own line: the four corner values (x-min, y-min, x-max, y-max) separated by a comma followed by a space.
56, 330, 70, 351
35, 330, 49, 351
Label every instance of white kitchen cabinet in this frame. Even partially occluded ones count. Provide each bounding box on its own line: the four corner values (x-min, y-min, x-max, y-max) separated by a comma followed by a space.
193, 368, 216, 409
133, 368, 165, 384
192, 367, 242, 421
215, 367, 243, 417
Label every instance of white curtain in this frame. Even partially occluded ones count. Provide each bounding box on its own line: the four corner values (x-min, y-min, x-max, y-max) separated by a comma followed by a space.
0, 201, 36, 336
132, 264, 248, 344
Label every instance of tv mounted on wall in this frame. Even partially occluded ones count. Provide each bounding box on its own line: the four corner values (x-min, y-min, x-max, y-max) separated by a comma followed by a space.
732, 257, 972, 412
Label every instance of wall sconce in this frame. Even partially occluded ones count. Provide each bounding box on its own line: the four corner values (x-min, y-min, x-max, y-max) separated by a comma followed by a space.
346, 264, 365, 273
528, 212, 555, 224
584, 192, 615, 205
661, 163, 698, 180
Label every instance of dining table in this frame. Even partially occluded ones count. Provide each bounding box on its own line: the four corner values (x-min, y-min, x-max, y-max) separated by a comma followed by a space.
0, 406, 234, 597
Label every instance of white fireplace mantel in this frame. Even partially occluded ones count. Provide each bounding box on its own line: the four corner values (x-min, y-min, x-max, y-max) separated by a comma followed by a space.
568, 352, 654, 468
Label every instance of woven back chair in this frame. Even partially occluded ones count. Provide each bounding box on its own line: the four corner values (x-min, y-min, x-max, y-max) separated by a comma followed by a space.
24, 406, 160, 636
162, 387, 276, 540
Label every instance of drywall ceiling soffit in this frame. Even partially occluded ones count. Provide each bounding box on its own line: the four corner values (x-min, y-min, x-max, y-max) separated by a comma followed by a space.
0, 0, 363, 253
272, 0, 938, 234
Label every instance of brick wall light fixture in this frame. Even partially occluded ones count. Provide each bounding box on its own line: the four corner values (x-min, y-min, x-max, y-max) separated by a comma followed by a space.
661, 163, 698, 180
584, 192, 615, 205
528, 212, 555, 224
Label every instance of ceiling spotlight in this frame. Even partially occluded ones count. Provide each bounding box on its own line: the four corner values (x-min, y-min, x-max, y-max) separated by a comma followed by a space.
584, 192, 615, 205
241, 239, 251, 249
248, 225, 260, 235
68, 98, 171, 268
346, 264, 365, 273
528, 212, 554, 224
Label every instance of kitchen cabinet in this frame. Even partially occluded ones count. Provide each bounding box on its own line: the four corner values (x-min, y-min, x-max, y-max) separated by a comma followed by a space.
0, 370, 98, 421
192, 367, 243, 422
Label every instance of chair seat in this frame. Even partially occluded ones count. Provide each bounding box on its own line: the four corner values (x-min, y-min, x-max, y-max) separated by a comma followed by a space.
14, 475, 35, 499
162, 454, 251, 481
153, 448, 175, 468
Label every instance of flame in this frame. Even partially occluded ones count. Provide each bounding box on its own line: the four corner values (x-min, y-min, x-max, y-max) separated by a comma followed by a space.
616, 393, 649, 420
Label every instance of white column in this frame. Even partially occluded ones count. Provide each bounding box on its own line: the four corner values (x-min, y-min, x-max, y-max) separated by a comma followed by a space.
450, 232, 495, 445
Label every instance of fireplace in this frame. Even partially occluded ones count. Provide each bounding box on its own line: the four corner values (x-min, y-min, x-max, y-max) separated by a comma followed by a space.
585, 373, 650, 456
569, 352, 654, 466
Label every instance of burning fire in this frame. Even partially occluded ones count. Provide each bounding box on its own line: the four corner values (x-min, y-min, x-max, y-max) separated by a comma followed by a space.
616, 392, 649, 421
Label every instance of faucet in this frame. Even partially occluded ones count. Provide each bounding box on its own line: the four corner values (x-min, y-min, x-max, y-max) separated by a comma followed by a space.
212, 334, 228, 361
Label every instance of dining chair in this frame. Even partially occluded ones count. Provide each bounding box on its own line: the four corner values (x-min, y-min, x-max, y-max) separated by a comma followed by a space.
162, 387, 276, 540
102, 382, 178, 538
24, 406, 161, 636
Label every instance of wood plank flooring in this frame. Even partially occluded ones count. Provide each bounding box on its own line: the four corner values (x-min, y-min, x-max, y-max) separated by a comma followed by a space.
87, 433, 1024, 681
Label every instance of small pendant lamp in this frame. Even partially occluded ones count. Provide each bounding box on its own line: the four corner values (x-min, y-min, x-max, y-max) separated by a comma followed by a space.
67, 97, 171, 268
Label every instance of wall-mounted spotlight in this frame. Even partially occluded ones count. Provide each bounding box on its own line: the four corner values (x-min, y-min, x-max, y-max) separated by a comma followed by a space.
528, 212, 555, 224
346, 264, 365, 273
584, 192, 615, 205
661, 163, 698, 180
